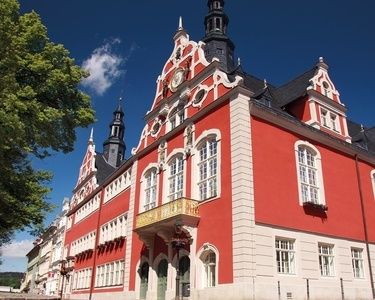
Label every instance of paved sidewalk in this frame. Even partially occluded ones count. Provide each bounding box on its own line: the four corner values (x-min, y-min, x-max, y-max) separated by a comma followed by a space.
0, 292, 60, 300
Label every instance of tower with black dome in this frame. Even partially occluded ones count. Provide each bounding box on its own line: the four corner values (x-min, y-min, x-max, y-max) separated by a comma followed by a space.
103, 101, 126, 167
202, 0, 235, 72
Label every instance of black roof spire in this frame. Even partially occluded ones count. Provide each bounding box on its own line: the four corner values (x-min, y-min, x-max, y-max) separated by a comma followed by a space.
103, 97, 126, 167
202, 0, 235, 72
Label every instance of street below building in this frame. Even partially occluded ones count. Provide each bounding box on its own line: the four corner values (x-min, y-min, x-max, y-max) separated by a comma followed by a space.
0, 292, 60, 300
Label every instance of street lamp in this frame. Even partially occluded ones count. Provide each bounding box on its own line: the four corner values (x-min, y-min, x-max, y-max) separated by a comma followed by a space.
171, 221, 190, 300
59, 256, 74, 300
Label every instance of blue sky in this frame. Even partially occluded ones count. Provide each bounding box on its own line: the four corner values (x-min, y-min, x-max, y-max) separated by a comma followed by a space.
1, 0, 374, 272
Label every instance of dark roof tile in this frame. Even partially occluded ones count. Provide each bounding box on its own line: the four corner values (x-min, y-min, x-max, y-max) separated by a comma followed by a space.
95, 153, 115, 185
274, 68, 316, 107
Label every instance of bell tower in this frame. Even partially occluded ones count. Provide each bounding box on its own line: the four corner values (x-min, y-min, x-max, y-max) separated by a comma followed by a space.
103, 100, 126, 167
202, 0, 235, 72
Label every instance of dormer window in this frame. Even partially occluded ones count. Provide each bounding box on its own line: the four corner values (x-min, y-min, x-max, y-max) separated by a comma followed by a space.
330, 113, 338, 132
320, 107, 340, 133
320, 109, 328, 127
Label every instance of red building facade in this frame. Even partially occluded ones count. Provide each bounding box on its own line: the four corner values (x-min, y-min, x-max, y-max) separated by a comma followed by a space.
63, 1, 375, 299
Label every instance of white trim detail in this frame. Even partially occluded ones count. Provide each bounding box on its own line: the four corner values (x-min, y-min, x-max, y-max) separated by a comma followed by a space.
230, 93, 255, 281
162, 151, 186, 204
196, 243, 219, 289
294, 140, 326, 207
191, 129, 222, 201
123, 160, 137, 290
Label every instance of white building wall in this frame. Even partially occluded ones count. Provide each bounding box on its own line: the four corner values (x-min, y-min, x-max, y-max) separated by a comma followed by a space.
230, 92, 256, 282
253, 224, 374, 300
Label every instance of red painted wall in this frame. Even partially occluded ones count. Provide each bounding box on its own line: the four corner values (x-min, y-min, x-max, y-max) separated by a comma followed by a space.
193, 100, 233, 284
252, 116, 373, 241
287, 97, 310, 122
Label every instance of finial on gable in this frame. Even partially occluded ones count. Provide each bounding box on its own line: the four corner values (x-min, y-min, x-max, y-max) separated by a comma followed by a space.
178, 16, 183, 31
237, 57, 241, 66
263, 79, 268, 88
88, 128, 94, 144
317, 56, 329, 70
174, 16, 188, 41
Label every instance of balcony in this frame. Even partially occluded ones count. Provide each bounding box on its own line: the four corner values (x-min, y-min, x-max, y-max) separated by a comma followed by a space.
135, 198, 200, 231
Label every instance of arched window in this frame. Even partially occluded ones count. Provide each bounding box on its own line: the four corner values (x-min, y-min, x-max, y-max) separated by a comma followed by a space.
295, 141, 325, 206
139, 262, 149, 299
371, 170, 375, 199
198, 138, 218, 200
202, 250, 216, 287
168, 155, 184, 201
144, 168, 157, 211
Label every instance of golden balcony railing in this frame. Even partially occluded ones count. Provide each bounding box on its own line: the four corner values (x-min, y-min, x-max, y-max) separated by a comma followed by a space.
135, 198, 199, 230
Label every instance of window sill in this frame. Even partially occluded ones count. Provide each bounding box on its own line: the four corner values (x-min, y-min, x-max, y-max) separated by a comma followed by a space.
198, 194, 220, 205
303, 201, 328, 211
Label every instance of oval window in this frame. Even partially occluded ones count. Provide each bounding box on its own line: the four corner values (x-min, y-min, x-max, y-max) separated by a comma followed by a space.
193, 89, 206, 104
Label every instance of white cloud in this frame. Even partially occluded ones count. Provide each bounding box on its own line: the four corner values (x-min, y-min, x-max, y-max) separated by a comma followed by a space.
81, 39, 123, 95
1, 239, 34, 258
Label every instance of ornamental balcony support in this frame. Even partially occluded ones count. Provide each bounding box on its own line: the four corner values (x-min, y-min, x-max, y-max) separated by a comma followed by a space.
134, 198, 200, 246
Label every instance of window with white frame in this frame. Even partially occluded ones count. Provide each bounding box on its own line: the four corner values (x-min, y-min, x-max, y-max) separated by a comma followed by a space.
168, 155, 184, 201
70, 231, 96, 256
75, 193, 100, 223
275, 238, 295, 274
295, 142, 325, 206
320, 108, 329, 127
73, 268, 92, 290
144, 168, 157, 211
169, 106, 185, 130
104, 169, 132, 203
95, 260, 125, 287
330, 113, 339, 132
99, 214, 127, 244
67, 216, 73, 230
197, 138, 218, 200
319, 244, 334, 277
320, 107, 340, 133
351, 248, 364, 278
371, 170, 375, 199
202, 250, 216, 287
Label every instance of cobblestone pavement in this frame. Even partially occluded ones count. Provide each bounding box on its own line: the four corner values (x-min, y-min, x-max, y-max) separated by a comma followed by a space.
0, 292, 60, 300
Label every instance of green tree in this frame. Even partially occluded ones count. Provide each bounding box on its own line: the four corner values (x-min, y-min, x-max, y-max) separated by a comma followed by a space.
0, 0, 94, 245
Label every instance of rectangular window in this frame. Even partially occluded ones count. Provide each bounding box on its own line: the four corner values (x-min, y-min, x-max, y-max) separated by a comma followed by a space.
319, 244, 334, 276
198, 139, 218, 200
320, 108, 328, 127
144, 169, 157, 210
95, 260, 124, 287
351, 248, 364, 278
168, 156, 184, 201
275, 238, 295, 274
298, 146, 320, 205
330, 113, 338, 131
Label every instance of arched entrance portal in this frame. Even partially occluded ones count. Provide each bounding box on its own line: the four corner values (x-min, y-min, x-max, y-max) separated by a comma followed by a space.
139, 262, 149, 299
157, 259, 168, 300
179, 256, 190, 297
